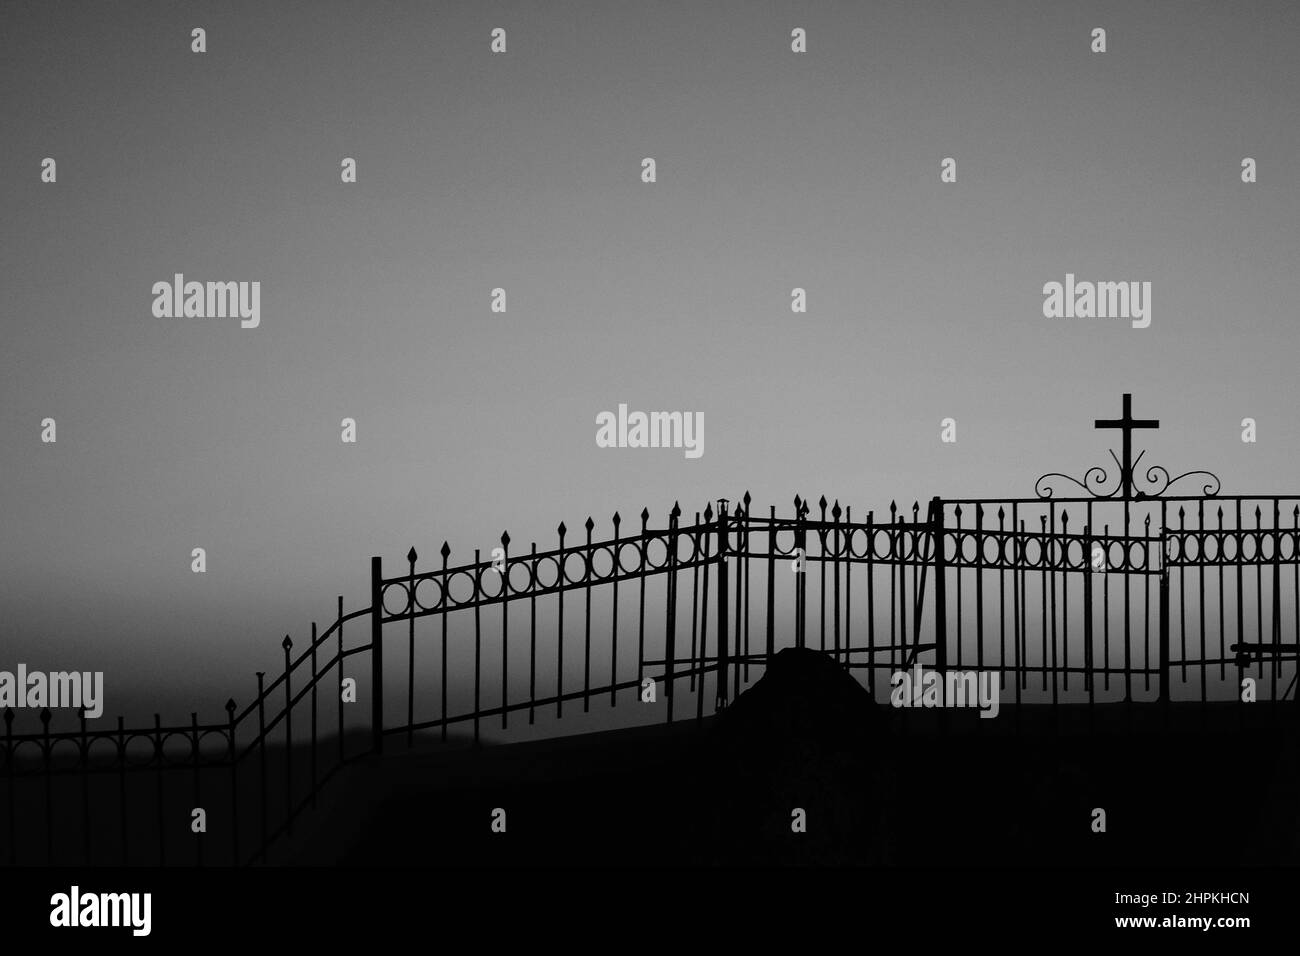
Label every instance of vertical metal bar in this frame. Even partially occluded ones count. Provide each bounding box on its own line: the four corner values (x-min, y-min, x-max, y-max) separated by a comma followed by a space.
998, 506, 1007, 696
716, 500, 730, 710
1160, 505, 1171, 712
611, 514, 621, 707
1219, 508, 1230, 702
697, 510, 712, 727
1048, 507, 1058, 709
40, 710, 52, 863
528, 543, 536, 726
1293, 506, 1299, 706
1254, 506, 1265, 703
790, 502, 800, 650
256, 673, 267, 860
1119, 512, 1132, 703
282, 635, 293, 836
310, 622, 318, 807
845, 505, 853, 661
117, 716, 127, 864
80, 708, 91, 864
1011, 507, 1022, 706
636, 511, 647, 706
1198, 501, 1207, 696
766, 506, 776, 663
1236, 501, 1245, 703
1061, 510, 1070, 694
1272, 499, 1282, 709
734, 505, 743, 702
832, 501, 842, 659
1159, 563, 1171, 705
502, 533, 510, 730
1084, 521, 1094, 707
1177, 509, 1188, 684
40, 711, 52, 863
583, 519, 594, 713
1040, 515, 1049, 695
336, 598, 344, 763
911, 502, 921, 662
3, 710, 14, 864
1084, 503, 1094, 699
818, 497, 827, 652
585, 520, 595, 712
1216, 508, 1228, 683
976, 505, 985, 678
1022, 522, 1031, 695
1103, 523, 1111, 693
191, 712, 202, 866
691, 512, 702, 689
954, 505, 963, 673
867, 510, 876, 696
899, 505, 908, 666
407, 549, 416, 748
1015, 511, 1025, 686
665, 505, 679, 723
440, 543, 451, 740
369, 556, 384, 755
891, 501, 900, 670
226, 699, 238, 866
743, 492, 752, 682
1252, 505, 1263, 704
1144, 514, 1153, 695
558, 524, 567, 720
154, 713, 165, 866
1123, 495, 1134, 708
474, 549, 482, 743
933, 498, 947, 674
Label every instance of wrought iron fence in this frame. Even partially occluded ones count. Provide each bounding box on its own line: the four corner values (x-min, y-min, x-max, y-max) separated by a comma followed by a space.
4, 394, 1298, 867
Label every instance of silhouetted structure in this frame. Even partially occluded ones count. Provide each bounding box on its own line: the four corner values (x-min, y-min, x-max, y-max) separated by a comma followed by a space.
3, 394, 1296, 866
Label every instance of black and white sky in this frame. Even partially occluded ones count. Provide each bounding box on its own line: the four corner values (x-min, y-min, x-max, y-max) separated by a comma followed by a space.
2, 0, 1299, 721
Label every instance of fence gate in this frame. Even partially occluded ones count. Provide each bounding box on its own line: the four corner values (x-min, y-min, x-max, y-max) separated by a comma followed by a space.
934, 497, 1170, 708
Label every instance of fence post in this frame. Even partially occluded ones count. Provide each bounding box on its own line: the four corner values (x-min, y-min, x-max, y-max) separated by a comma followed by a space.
225, 698, 238, 866
282, 635, 293, 836
190, 711, 202, 866
716, 499, 730, 710
766, 505, 776, 663
4, 709, 15, 865
1158, 560, 1171, 706
664, 503, 680, 723
932, 497, 947, 673
41, 708, 52, 864
1083, 526, 1094, 698
1271, 499, 1282, 710
153, 713, 164, 866
256, 673, 267, 860
80, 707, 91, 865
790, 496, 800, 655
370, 555, 384, 756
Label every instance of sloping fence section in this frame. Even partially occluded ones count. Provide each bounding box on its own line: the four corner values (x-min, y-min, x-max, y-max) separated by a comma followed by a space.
1, 496, 935, 867
2, 600, 373, 867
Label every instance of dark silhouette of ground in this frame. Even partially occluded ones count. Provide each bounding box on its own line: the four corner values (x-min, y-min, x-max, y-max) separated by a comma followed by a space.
278, 649, 1300, 867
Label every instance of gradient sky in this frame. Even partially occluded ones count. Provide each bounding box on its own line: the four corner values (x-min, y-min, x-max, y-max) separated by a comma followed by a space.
2, 0, 1299, 723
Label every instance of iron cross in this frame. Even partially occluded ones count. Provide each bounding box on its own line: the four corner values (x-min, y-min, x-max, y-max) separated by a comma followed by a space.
1095, 393, 1160, 500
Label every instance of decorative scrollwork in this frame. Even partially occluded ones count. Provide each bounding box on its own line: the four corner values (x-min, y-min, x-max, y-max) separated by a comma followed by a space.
1036, 448, 1222, 500
1136, 465, 1221, 499
1035, 465, 1117, 500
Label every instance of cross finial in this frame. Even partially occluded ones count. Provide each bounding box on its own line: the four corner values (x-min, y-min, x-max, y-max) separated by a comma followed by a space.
1094, 393, 1159, 499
